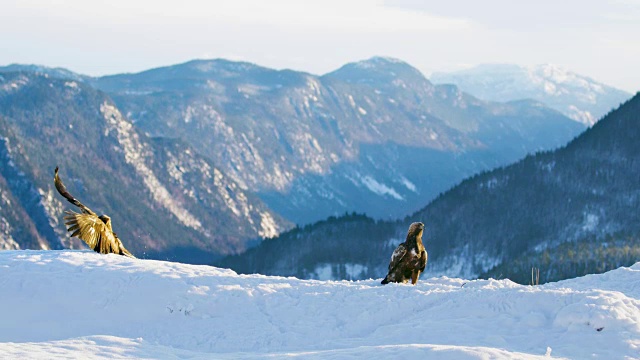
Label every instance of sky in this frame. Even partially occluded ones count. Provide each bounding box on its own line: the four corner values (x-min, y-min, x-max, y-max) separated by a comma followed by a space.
1, 0, 638, 92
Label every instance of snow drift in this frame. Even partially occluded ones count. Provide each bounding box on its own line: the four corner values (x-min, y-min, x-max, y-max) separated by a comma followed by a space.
0, 250, 639, 359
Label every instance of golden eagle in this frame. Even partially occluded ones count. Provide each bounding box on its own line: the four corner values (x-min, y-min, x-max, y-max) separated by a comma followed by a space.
54, 167, 135, 258
381, 222, 427, 285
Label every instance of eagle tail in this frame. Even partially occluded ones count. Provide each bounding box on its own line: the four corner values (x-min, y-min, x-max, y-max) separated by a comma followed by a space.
119, 244, 136, 259
381, 276, 390, 285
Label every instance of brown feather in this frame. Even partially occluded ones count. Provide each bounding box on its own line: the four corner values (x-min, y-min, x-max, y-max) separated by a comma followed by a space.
54, 167, 135, 258
381, 222, 427, 285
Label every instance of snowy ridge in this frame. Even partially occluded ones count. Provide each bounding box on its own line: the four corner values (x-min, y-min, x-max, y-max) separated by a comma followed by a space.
1, 250, 638, 359
431, 64, 631, 126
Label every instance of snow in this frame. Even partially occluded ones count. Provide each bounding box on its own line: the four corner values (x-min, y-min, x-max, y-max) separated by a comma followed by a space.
1, 251, 639, 359
0, 216, 19, 250
398, 175, 417, 193
310, 263, 333, 280
360, 175, 404, 200
237, 84, 270, 96
582, 213, 600, 232
258, 211, 278, 238
354, 57, 405, 70
309, 263, 369, 281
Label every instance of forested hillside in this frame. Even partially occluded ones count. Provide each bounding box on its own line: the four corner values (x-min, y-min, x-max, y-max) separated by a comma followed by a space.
220, 94, 640, 283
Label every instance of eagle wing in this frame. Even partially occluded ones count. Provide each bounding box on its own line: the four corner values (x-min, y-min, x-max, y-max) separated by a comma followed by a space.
64, 210, 109, 251
63, 211, 135, 258
54, 167, 96, 216
419, 250, 428, 272
387, 243, 408, 273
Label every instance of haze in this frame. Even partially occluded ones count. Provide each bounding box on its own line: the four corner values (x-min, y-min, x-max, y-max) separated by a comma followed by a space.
1, 0, 638, 92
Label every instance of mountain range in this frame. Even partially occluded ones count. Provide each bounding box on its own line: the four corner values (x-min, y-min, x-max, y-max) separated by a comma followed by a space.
88, 57, 585, 225
431, 64, 631, 126
219, 93, 640, 283
0, 57, 628, 265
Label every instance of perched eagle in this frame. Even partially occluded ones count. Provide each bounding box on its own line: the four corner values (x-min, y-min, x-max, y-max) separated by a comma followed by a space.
54, 167, 135, 258
381, 222, 427, 285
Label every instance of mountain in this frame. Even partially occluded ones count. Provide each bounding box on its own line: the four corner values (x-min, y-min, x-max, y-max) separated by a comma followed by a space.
0, 64, 88, 82
2, 250, 639, 359
0, 58, 586, 265
0, 71, 289, 262
219, 94, 640, 283
431, 64, 631, 126
91, 57, 584, 225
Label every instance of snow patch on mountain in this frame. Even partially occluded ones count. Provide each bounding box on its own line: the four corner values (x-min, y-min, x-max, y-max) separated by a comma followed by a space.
354, 56, 406, 69
582, 213, 600, 232
36, 187, 69, 247
398, 175, 418, 193
567, 105, 595, 125
237, 84, 270, 96
0, 215, 19, 250
0, 74, 29, 93
360, 175, 404, 200
258, 211, 278, 238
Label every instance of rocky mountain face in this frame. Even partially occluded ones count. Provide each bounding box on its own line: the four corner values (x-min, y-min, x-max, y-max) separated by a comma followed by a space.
431, 64, 631, 126
0, 72, 288, 262
91, 57, 584, 225
219, 94, 640, 283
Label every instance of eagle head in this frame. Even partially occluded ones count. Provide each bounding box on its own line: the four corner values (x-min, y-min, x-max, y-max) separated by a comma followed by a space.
407, 222, 425, 240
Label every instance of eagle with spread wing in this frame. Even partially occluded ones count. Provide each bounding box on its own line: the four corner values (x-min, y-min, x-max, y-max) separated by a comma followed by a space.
381, 222, 427, 285
54, 167, 135, 258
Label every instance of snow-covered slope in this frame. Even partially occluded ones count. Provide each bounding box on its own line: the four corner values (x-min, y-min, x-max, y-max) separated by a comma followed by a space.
431, 64, 631, 126
1, 251, 639, 359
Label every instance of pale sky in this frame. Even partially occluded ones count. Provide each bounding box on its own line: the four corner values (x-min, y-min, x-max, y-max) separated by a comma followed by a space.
1, 0, 638, 92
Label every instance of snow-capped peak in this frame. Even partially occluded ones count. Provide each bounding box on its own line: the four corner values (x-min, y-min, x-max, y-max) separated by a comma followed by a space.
431, 63, 631, 126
